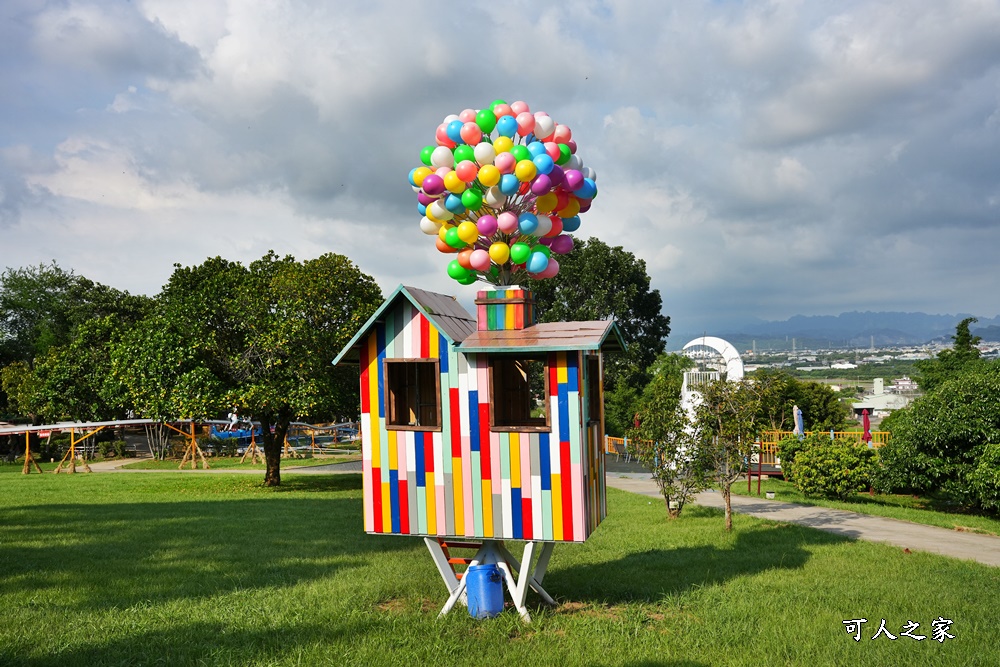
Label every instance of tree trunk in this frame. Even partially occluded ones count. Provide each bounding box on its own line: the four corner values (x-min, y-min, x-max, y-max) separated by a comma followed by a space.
722, 485, 733, 531
261, 409, 291, 487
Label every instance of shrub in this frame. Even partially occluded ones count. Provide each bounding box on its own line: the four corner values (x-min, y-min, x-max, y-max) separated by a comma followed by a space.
968, 443, 1000, 513
791, 438, 876, 499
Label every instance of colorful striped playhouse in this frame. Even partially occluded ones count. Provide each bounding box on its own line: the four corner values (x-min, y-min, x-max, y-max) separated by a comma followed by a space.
334, 285, 624, 544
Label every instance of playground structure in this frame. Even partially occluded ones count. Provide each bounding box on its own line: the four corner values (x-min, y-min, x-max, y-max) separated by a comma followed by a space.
334, 285, 624, 621
0, 418, 362, 473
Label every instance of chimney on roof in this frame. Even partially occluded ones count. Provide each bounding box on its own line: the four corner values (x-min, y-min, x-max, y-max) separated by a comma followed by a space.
475, 288, 536, 331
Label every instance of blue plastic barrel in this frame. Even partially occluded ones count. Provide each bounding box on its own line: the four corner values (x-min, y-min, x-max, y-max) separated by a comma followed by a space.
466, 564, 504, 619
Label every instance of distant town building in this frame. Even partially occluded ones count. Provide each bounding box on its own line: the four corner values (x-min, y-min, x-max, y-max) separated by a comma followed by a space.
853, 377, 911, 417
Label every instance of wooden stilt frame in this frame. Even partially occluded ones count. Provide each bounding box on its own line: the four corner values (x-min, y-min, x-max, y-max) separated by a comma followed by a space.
22, 430, 42, 474
426, 538, 556, 622
54, 427, 102, 474
239, 429, 263, 464
163, 422, 210, 470
282, 434, 302, 459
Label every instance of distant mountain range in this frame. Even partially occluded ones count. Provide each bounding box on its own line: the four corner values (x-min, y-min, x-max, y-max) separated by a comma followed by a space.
670, 312, 1000, 352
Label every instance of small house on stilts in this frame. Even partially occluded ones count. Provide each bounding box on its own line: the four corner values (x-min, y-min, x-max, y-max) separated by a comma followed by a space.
333, 284, 624, 620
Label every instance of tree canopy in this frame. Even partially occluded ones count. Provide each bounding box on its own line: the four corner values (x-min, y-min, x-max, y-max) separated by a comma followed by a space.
115, 252, 383, 485
915, 317, 983, 391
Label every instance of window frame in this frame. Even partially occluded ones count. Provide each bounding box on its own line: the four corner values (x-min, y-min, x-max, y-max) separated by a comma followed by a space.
488, 354, 551, 433
383, 358, 442, 432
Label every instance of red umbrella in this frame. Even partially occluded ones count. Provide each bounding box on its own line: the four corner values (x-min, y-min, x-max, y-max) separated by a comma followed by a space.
862, 409, 872, 445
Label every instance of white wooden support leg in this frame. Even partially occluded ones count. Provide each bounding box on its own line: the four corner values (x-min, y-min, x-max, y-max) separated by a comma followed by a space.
498, 541, 557, 606
424, 538, 463, 605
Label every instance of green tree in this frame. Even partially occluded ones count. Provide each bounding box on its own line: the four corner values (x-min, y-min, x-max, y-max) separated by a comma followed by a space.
694, 378, 768, 531
915, 317, 983, 391
531, 237, 671, 433
120, 252, 382, 484
629, 353, 703, 518
880, 361, 1000, 509
751, 368, 849, 432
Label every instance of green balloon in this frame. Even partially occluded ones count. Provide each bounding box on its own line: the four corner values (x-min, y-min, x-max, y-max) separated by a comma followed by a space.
445, 227, 466, 249
457, 274, 478, 285
510, 242, 531, 264
461, 188, 483, 210
510, 145, 531, 163
489, 99, 508, 111
448, 260, 470, 280
476, 109, 497, 134
454, 145, 475, 164
556, 144, 572, 165
420, 145, 435, 167
534, 244, 552, 258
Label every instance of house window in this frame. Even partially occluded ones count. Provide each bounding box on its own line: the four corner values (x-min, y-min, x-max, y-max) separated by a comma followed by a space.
384, 360, 441, 430
490, 356, 550, 431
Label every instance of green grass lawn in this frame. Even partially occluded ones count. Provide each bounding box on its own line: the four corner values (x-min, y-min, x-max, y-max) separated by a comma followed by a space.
1, 474, 997, 666
733, 477, 1000, 536
121, 455, 360, 470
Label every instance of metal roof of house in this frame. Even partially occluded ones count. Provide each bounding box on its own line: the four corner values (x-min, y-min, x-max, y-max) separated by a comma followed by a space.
332, 284, 476, 365
458, 320, 626, 354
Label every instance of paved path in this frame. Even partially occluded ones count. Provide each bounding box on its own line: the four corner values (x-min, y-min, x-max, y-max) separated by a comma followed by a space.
607, 474, 1000, 568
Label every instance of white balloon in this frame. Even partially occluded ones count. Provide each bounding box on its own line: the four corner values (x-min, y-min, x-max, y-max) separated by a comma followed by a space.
419, 216, 440, 235
431, 146, 455, 169
474, 142, 497, 166
429, 200, 453, 221
565, 155, 583, 171
582, 166, 597, 181
484, 186, 507, 208
534, 214, 553, 237
443, 114, 460, 124
534, 115, 555, 140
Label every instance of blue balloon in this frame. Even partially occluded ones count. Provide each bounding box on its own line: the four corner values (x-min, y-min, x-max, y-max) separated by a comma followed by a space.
526, 251, 549, 274
417, 202, 427, 216
499, 173, 520, 195
445, 193, 466, 214
518, 212, 539, 235
496, 115, 517, 137
408, 167, 420, 187
576, 178, 598, 199
527, 141, 547, 158
532, 154, 554, 175
561, 215, 581, 232
446, 120, 465, 145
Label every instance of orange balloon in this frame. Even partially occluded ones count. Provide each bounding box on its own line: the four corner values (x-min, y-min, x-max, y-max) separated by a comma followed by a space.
436, 237, 458, 253
457, 248, 474, 269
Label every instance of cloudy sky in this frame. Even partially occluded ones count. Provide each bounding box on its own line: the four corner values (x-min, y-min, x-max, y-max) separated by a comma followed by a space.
3, 0, 999, 341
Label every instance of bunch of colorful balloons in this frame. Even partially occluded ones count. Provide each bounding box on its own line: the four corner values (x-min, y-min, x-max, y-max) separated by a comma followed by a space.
408, 99, 598, 286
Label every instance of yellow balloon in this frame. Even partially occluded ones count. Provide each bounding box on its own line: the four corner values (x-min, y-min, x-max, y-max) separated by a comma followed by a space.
558, 198, 581, 218
514, 159, 537, 182
535, 192, 558, 213
412, 167, 432, 187
489, 242, 510, 264
438, 223, 454, 242
443, 171, 466, 194
478, 164, 501, 188
457, 221, 479, 245
492, 136, 514, 153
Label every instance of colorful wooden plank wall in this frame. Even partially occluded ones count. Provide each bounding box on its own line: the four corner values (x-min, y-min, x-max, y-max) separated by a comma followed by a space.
358, 299, 606, 543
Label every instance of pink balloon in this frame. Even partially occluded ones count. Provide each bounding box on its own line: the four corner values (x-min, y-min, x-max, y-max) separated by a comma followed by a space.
516, 112, 535, 137
476, 214, 498, 236
536, 258, 560, 279
493, 103, 513, 119
497, 211, 519, 233
459, 108, 477, 122
436, 124, 456, 149
455, 160, 478, 182
544, 142, 561, 161
435, 166, 451, 177
510, 100, 530, 115
494, 152, 516, 174
460, 122, 482, 145
417, 191, 437, 206
470, 249, 491, 272
552, 124, 572, 144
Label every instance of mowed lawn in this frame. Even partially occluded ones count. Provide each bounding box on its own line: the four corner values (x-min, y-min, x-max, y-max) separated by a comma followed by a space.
1, 474, 997, 666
